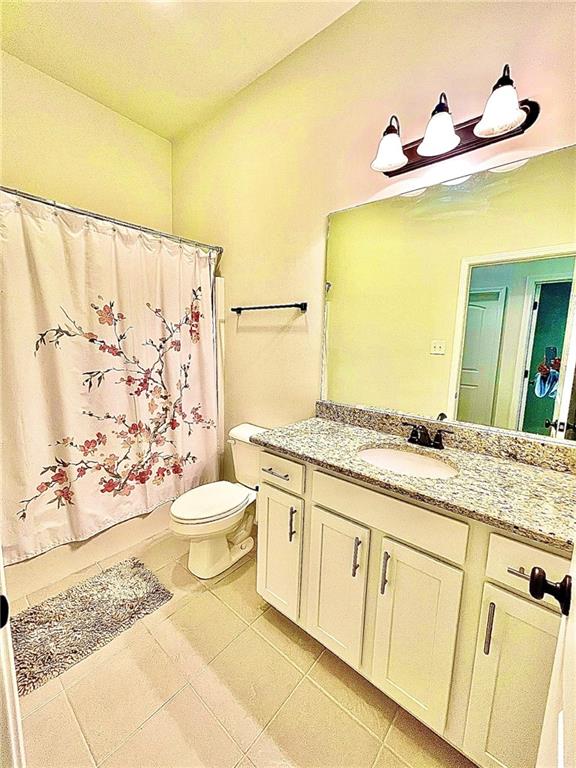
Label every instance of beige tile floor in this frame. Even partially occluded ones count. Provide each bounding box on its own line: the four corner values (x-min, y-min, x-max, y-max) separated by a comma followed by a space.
13, 532, 477, 768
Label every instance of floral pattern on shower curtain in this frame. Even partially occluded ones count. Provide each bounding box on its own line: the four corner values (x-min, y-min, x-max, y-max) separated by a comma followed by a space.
0, 190, 219, 565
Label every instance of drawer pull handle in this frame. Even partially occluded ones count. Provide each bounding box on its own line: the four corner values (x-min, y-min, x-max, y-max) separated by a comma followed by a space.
507, 566, 530, 581
263, 467, 290, 482
483, 601, 496, 655
380, 551, 391, 595
288, 507, 297, 542
351, 537, 362, 578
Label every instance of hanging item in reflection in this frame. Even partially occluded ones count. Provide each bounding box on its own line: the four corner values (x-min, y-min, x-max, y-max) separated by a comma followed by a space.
535, 349, 561, 399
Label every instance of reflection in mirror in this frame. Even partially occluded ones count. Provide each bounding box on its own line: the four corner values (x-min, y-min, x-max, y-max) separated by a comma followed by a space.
324, 146, 576, 441
458, 257, 575, 438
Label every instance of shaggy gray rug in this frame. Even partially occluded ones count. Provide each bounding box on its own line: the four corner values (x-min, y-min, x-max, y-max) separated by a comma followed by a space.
11, 557, 172, 696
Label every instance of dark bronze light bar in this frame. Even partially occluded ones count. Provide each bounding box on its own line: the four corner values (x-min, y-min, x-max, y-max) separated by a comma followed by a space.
382, 98, 540, 178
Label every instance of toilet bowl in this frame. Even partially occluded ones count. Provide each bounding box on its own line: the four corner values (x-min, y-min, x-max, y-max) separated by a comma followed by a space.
169, 423, 265, 579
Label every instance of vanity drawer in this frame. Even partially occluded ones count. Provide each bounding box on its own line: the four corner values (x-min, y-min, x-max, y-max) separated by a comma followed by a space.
312, 471, 468, 565
486, 534, 570, 610
259, 452, 305, 495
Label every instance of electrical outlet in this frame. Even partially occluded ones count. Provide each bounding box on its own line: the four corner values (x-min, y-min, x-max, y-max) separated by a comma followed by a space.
431, 340, 446, 355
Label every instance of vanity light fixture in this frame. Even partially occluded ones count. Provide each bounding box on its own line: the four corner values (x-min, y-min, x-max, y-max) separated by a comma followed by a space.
371, 116, 408, 172
417, 93, 460, 157
372, 65, 539, 177
474, 65, 527, 138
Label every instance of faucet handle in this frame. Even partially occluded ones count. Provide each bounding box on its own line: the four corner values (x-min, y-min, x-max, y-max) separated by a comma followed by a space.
402, 422, 420, 443
432, 428, 453, 450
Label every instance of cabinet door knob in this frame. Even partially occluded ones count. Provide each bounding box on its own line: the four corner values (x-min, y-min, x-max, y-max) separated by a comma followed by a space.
351, 537, 362, 578
380, 551, 391, 595
530, 567, 572, 616
0, 595, 9, 630
288, 506, 297, 542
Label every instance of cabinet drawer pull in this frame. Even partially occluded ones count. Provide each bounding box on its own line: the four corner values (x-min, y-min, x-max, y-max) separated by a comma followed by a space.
507, 566, 530, 581
380, 551, 391, 595
483, 601, 496, 655
263, 467, 290, 482
351, 537, 362, 578
288, 507, 297, 542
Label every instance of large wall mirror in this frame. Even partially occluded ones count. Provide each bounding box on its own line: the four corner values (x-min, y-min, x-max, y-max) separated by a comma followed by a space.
324, 145, 576, 441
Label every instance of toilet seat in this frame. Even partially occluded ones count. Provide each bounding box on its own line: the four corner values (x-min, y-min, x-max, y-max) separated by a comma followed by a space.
170, 480, 252, 525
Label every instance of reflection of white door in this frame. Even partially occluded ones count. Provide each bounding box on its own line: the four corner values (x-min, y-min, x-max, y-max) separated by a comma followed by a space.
457, 289, 506, 426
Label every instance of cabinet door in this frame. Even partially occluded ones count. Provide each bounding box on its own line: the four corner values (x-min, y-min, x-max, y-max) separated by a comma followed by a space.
256, 483, 303, 621
371, 538, 463, 733
307, 506, 370, 667
464, 583, 560, 768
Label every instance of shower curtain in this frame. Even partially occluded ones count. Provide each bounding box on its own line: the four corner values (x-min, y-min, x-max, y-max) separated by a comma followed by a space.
0, 190, 219, 565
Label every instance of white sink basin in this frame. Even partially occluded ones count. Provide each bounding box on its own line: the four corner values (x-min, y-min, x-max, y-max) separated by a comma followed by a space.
357, 447, 458, 479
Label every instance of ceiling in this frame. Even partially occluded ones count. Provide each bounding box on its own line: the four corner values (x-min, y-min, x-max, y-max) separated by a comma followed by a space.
1, 1, 358, 140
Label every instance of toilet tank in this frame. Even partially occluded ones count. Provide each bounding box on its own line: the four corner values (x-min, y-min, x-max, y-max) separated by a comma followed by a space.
229, 423, 267, 489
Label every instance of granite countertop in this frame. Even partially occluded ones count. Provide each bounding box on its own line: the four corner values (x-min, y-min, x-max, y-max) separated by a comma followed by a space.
252, 417, 576, 553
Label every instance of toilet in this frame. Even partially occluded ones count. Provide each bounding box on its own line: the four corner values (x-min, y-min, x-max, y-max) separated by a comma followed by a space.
170, 423, 265, 579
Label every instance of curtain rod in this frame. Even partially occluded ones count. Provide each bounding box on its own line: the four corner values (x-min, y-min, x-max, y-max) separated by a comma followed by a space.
0, 185, 224, 255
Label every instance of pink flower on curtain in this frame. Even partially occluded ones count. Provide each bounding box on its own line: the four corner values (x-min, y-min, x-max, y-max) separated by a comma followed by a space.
18, 291, 214, 520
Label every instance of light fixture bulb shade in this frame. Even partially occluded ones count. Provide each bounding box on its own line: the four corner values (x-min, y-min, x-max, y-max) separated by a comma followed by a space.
474, 83, 527, 138
371, 115, 408, 172
417, 111, 460, 157
371, 131, 408, 172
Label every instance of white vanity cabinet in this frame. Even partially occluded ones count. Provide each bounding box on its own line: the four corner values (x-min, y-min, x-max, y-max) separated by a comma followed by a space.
255, 457, 570, 768
464, 584, 560, 768
371, 538, 463, 733
256, 483, 304, 621
307, 506, 370, 667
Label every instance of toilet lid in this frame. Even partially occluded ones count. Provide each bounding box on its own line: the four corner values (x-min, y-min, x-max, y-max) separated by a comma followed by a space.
170, 481, 251, 524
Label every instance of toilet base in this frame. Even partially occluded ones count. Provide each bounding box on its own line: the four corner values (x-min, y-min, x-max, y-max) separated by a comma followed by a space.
187, 534, 254, 580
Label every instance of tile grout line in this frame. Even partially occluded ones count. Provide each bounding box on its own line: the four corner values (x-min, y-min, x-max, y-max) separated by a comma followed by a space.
61, 687, 98, 768
63, 628, 189, 765
56, 619, 154, 694
92, 681, 189, 767
185, 675, 249, 755
303, 673, 387, 745
241, 613, 393, 746
185, 682, 248, 760
207, 585, 258, 626
302, 649, 400, 745
245, 674, 310, 759
371, 743, 386, 768
250, 621, 323, 676
183, 619, 297, 755
191, 652, 305, 758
